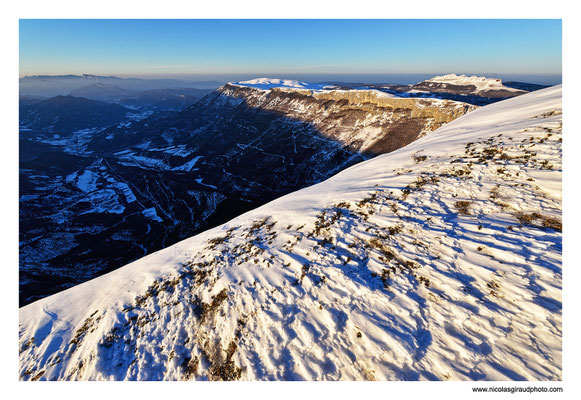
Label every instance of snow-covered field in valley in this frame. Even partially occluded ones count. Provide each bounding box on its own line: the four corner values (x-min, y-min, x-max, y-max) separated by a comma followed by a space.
19, 85, 562, 381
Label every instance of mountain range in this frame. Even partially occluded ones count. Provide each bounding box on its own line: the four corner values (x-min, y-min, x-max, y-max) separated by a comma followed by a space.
20, 95, 132, 132
19, 74, 222, 97
19, 76, 484, 305
19, 74, 547, 306
18, 84, 562, 381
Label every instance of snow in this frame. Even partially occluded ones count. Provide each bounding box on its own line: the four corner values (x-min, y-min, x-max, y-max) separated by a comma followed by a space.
232, 78, 400, 99
363, 89, 398, 99
110, 181, 137, 203
126, 110, 153, 121
19, 194, 40, 202
194, 178, 218, 189
65, 168, 136, 214
172, 156, 202, 172
75, 170, 98, 192
142, 207, 163, 222
73, 127, 102, 135
83, 190, 125, 214
65, 171, 78, 183
316, 88, 399, 99
19, 86, 561, 381
116, 152, 170, 170
234, 77, 335, 91
149, 145, 192, 158
425, 74, 524, 94
232, 75, 523, 99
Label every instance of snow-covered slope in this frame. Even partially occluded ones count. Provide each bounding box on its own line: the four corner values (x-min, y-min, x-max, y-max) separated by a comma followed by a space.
19, 85, 562, 381
414, 74, 526, 97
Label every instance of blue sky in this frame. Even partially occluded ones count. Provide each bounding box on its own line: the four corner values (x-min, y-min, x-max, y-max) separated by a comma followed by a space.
19, 19, 562, 81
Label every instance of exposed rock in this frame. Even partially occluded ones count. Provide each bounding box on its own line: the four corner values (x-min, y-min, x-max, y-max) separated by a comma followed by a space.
220, 84, 476, 154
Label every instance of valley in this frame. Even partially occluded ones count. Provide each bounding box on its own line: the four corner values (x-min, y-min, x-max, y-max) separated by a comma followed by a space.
19, 76, 490, 304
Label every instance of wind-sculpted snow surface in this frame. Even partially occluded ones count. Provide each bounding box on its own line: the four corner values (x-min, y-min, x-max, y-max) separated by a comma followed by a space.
19, 86, 562, 381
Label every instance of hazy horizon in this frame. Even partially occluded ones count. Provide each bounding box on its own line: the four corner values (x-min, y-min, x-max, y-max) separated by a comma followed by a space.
20, 72, 562, 86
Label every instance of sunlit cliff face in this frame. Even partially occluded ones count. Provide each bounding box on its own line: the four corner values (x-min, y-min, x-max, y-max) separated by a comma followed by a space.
220, 84, 477, 155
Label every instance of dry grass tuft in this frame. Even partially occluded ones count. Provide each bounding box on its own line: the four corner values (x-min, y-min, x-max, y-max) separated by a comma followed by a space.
454, 201, 472, 215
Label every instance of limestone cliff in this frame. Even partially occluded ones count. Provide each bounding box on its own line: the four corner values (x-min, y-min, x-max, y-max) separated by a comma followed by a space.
221, 84, 477, 154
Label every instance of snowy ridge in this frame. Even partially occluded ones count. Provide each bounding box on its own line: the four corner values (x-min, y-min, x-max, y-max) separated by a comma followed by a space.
425, 74, 523, 94
19, 86, 562, 381
233, 77, 335, 91
232, 78, 400, 99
